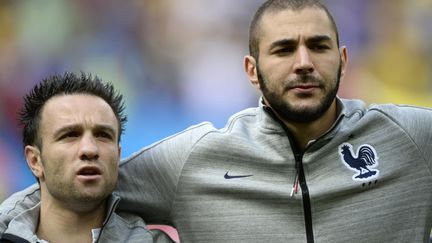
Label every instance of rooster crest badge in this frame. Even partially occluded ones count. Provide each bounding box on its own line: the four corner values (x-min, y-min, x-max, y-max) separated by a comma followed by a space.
339, 143, 379, 181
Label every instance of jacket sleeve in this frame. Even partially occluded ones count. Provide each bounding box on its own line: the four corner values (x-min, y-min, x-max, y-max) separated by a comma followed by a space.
377, 105, 432, 173
0, 184, 40, 233
115, 122, 215, 224
400, 106, 432, 173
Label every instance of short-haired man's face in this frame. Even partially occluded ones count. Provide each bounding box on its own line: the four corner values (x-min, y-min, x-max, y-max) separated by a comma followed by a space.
27, 94, 120, 206
255, 8, 346, 123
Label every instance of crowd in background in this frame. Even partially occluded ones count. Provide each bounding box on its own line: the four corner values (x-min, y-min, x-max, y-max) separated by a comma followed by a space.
0, 0, 431, 200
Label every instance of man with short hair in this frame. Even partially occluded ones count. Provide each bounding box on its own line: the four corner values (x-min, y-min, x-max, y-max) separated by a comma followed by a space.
1, 1, 432, 242
0, 73, 174, 242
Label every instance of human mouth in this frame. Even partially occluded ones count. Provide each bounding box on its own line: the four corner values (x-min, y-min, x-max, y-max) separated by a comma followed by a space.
76, 166, 102, 181
289, 84, 320, 93
285, 75, 322, 91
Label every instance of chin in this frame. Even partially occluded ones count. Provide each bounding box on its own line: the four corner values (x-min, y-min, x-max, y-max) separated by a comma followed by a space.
76, 186, 109, 200
290, 100, 322, 111
76, 192, 108, 203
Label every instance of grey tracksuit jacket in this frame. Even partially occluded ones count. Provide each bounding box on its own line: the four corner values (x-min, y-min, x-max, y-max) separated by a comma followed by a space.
0, 193, 173, 243
1, 98, 432, 242
0, 194, 157, 242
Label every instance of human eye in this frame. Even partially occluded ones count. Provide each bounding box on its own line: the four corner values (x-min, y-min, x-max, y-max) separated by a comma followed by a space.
58, 131, 80, 140
310, 43, 330, 52
273, 46, 295, 56
95, 131, 114, 140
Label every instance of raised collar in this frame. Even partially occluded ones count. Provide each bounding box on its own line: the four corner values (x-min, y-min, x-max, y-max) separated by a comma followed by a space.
2, 194, 121, 242
256, 96, 366, 142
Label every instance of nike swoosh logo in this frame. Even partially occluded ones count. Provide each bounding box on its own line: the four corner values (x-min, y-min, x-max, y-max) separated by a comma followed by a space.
224, 171, 253, 179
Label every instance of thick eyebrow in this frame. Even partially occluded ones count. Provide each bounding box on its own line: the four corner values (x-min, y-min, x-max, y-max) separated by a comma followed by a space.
53, 124, 117, 138
269, 39, 298, 50
269, 35, 332, 51
53, 124, 82, 138
306, 35, 332, 45
93, 124, 117, 137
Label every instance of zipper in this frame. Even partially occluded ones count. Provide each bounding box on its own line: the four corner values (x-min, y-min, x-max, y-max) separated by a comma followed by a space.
94, 196, 120, 243
263, 106, 314, 243
289, 138, 314, 243
294, 153, 314, 243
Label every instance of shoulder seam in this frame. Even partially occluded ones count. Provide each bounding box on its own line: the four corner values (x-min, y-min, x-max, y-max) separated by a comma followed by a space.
220, 112, 257, 134
168, 126, 217, 221
3, 187, 40, 215
368, 107, 431, 174
113, 213, 150, 231
121, 122, 213, 165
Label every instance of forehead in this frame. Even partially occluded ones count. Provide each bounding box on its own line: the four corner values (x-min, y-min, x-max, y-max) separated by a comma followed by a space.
40, 94, 118, 133
259, 8, 336, 46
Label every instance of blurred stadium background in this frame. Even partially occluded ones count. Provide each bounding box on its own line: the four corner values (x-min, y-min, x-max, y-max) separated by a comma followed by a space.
1, 0, 431, 200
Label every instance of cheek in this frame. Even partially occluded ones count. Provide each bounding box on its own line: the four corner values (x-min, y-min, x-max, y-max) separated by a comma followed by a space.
259, 66, 285, 88
266, 63, 289, 79
104, 161, 119, 183
45, 158, 76, 183
317, 57, 341, 78
103, 150, 120, 174
45, 161, 66, 178
40, 153, 57, 175
108, 158, 119, 172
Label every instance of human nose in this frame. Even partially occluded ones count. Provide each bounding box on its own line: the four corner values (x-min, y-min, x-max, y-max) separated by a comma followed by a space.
293, 46, 314, 74
79, 134, 99, 161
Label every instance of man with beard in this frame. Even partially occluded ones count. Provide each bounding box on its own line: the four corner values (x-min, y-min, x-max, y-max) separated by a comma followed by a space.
0, 73, 176, 242
1, 0, 431, 242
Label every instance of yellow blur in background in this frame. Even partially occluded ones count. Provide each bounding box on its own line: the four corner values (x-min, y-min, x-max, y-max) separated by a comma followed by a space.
0, 0, 431, 200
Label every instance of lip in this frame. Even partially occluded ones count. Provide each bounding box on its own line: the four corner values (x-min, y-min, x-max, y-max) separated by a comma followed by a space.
290, 84, 320, 93
76, 166, 102, 182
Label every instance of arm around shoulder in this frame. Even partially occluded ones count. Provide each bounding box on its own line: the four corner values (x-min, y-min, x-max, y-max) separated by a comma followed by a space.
116, 122, 216, 222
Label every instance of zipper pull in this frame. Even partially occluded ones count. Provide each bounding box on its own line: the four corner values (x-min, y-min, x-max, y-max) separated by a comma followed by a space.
290, 155, 301, 197
290, 173, 299, 197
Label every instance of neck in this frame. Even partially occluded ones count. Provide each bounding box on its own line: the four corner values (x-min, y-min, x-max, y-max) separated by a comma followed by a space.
280, 100, 338, 152
37, 191, 107, 243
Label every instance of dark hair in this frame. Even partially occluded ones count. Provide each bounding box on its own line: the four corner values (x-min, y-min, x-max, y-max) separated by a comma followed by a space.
249, 0, 340, 60
19, 72, 127, 148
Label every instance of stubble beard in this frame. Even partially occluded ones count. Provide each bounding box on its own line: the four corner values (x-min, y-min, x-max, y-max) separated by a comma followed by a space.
257, 63, 341, 123
41, 155, 115, 206
45, 174, 116, 213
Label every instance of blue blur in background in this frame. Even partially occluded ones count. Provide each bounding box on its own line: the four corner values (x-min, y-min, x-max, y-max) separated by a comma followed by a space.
0, 0, 431, 200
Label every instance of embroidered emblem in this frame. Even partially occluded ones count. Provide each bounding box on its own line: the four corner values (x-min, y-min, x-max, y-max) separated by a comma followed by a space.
339, 143, 379, 181
224, 171, 253, 179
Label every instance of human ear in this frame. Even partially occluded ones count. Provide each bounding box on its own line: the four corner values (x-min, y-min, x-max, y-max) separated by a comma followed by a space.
339, 46, 348, 79
244, 55, 260, 90
25, 145, 44, 179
